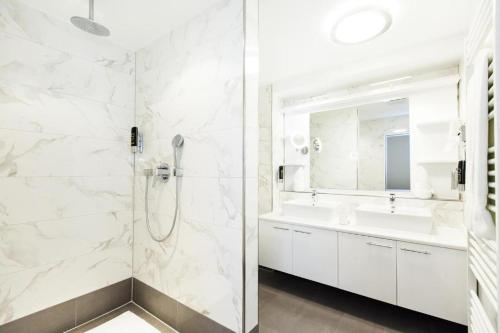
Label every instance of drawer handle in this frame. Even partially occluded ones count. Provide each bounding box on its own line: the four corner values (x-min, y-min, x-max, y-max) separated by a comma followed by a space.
400, 247, 431, 255
273, 226, 289, 231
366, 241, 393, 249
294, 230, 312, 235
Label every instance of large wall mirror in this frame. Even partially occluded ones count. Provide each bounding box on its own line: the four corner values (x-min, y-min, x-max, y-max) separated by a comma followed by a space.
309, 99, 410, 191
281, 73, 460, 200
284, 98, 411, 192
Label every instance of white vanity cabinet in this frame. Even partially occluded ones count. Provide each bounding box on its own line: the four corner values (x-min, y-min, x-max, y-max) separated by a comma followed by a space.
338, 233, 397, 304
259, 221, 293, 274
259, 220, 338, 286
396, 242, 467, 324
258, 216, 467, 324
292, 225, 338, 287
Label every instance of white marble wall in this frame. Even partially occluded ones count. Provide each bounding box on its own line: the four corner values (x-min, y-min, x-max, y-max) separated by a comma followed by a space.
133, 0, 250, 332
244, 0, 259, 331
0, 0, 134, 325
258, 85, 273, 214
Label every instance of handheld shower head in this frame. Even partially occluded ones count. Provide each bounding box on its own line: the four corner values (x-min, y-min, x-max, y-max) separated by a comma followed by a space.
172, 134, 184, 172
172, 134, 184, 148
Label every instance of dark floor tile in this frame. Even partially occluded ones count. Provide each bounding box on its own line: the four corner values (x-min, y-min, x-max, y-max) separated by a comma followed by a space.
75, 278, 132, 325
258, 268, 468, 333
132, 278, 178, 328
0, 300, 75, 333
335, 313, 386, 333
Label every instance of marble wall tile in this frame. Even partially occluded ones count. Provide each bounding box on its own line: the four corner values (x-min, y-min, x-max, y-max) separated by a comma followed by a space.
133, 216, 243, 332
0, 0, 134, 74
0, 83, 133, 139
135, 130, 243, 179
0, 176, 133, 226
134, 175, 243, 229
0, 2, 134, 325
0, 33, 134, 108
0, 130, 132, 177
133, 0, 247, 332
0, 246, 132, 324
0, 211, 132, 276
258, 85, 272, 216
135, 0, 243, 75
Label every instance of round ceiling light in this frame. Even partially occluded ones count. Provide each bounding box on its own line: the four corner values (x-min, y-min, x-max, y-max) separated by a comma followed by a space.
332, 9, 391, 44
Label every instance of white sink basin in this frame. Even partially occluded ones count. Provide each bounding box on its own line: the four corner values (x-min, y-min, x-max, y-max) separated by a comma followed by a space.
281, 199, 339, 222
355, 204, 433, 234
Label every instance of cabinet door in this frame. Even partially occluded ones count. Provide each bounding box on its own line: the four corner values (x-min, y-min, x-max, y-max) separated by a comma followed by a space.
397, 242, 467, 324
292, 226, 338, 287
338, 232, 397, 304
258, 220, 293, 273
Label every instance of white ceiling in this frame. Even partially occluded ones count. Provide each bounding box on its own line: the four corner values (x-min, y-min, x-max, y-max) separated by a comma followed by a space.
260, 0, 477, 85
19, 0, 219, 51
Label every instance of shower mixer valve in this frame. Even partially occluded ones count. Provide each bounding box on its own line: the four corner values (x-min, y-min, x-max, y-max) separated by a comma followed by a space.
144, 163, 170, 182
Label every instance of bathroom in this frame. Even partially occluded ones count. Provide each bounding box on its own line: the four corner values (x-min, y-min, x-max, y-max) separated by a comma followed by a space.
0, 0, 497, 332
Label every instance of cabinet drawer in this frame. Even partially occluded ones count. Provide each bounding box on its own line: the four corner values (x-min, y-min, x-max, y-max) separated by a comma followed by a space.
339, 232, 397, 304
397, 242, 467, 324
292, 226, 338, 287
259, 220, 293, 273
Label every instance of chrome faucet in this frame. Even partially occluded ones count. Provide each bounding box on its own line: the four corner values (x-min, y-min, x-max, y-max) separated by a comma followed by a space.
312, 190, 318, 206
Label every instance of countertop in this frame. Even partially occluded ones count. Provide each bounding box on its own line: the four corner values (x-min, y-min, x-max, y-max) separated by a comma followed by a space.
259, 212, 467, 251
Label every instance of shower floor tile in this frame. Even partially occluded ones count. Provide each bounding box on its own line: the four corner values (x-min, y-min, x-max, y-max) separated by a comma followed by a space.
68, 303, 176, 333
85, 311, 159, 333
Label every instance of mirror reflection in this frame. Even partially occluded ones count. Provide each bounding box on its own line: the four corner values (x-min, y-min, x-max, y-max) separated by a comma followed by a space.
286, 99, 411, 192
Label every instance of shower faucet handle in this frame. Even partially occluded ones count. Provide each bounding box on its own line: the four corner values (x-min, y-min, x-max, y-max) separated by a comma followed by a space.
144, 163, 170, 182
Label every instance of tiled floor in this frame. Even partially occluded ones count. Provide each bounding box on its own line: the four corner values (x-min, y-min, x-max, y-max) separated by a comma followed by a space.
68, 303, 176, 333
69, 270, 467, 333
259, 268, 467, 333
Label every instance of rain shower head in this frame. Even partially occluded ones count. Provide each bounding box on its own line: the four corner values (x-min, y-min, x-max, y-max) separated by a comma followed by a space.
71, 0, 110, 37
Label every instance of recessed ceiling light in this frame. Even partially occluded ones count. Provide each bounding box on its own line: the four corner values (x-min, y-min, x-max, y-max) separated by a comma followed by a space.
332, 9, 392, 44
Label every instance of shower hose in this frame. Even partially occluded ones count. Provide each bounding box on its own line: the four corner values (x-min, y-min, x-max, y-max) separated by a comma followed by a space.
145, 173, 181, 242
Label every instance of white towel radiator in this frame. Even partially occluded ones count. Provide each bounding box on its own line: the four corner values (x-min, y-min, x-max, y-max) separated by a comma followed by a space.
466, 0, 500, 332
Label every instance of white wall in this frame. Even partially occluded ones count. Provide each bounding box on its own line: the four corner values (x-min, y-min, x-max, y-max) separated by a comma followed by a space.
0, 0, 134, 324
409, 86, 460, 200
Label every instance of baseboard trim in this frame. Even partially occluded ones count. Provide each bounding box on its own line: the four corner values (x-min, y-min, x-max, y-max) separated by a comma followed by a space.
132, 278, 234, 333
0, 278, 132, 333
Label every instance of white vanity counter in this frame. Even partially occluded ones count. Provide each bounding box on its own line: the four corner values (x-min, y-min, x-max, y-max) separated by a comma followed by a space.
258, 200, 468, 325
259, 212, 467, 251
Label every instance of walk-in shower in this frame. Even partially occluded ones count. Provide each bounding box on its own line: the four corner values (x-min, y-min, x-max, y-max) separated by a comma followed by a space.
0, 0, 257, 331
70, 0, 110, 37
144, 134, 184, 242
